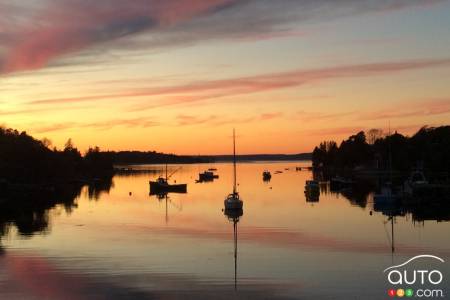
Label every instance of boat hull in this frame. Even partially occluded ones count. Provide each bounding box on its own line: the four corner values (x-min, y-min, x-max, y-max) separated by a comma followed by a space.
149, 181, 187, 194
224, 198, 243, 210
199, 173, 219, 181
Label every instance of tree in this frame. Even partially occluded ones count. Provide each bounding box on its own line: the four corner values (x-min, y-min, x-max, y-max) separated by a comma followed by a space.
367, 128, 383, 145
41, 137, 52, 148
64, 138, 75, 152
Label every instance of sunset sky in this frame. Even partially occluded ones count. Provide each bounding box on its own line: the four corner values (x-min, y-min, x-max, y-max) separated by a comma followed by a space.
1, 0, 450, 154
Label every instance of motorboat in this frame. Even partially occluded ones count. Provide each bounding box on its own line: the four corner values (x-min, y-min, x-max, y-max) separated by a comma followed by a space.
198, 170, 219, 182
149, 165, 187, 194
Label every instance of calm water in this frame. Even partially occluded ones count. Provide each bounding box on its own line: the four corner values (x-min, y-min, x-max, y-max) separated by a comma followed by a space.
1, 161, 449, 299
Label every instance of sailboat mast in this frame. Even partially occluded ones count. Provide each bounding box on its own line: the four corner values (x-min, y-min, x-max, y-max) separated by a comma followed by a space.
165, 164, 168, 180
233, 129, 237, 194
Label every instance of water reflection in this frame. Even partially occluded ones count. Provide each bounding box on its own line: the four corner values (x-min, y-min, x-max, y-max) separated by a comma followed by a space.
1, 162, 449, 299
224, 207, 243, 291
153, 193, 183, 223
87, 179, 114, 200
0, 179, 113, 238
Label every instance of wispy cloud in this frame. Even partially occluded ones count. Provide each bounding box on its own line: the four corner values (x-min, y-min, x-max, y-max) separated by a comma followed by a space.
0, 0, 234, 74
25, 58, 450, 109
0, 0, 445, 75
295, 111, 354, 123
260, 112, 283, 120
176, 114, 218, 126
175, 112, 281, 127
30, 117, 159, 133
360, 98, 450, 121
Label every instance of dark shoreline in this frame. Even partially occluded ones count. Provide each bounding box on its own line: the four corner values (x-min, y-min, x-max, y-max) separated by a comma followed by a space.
113, 153, 312, 165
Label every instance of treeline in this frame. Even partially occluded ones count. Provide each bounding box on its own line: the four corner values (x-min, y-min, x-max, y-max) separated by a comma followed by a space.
312, 126, 450, 173
0, 127, 113, 184
109, 151, 208, 164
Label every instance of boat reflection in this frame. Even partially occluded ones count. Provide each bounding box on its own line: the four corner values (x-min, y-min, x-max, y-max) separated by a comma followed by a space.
305, 180, 320, 203
152, 192, 182, 224
262, 170, 272, 182
224, 206, 243, 291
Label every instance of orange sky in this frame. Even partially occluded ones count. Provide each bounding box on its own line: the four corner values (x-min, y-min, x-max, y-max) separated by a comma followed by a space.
1, 0, 450, 154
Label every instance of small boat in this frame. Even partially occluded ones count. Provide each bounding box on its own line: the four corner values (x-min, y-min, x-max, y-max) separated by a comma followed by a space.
224, 129, 243, 211
296, 167, 302, 171
274, 170, 283, 174
149, 165, 187, 194
208, 168, 218, 171
150, 177, 187, 194
403, 170, 430, 196
198, 170, 219, 182
262, 170, 272, 181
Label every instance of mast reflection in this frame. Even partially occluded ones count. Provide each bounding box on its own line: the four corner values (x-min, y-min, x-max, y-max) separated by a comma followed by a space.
224, 207, 243, 291
153, 192, 182, 224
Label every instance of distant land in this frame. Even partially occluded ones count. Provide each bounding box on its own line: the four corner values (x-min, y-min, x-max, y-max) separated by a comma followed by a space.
201, 153, 312, 163
111, 151, 312, 165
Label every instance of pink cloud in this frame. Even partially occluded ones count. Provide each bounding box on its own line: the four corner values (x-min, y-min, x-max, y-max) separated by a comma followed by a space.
2, 0, 234, 74
361, 98, 450, 121
1, 0, 446, 75
30, 117, 159, 134
26, 58, 450, 109
295, 111, 354, 123
260, 112, 283, 120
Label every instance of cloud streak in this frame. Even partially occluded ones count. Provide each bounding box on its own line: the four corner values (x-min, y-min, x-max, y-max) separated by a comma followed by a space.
25, 57, 450, 108
0, 0, 234, 74
361, 98, 450, 121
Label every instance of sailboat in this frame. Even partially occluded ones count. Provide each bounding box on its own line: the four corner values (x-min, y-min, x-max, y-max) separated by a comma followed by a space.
149, 164, 187, 194
224, 129, 243, 211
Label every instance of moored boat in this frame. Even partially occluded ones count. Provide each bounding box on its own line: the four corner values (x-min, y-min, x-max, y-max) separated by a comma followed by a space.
224, 129, 243, 211
149, 165, 187, 194
198, 171, 219, 182
262, 170, 271, 181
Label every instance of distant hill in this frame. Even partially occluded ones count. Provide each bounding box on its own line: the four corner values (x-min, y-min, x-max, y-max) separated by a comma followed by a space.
109, 151, 207, 164
204, 153, 312, 162
110, 152, 312, 164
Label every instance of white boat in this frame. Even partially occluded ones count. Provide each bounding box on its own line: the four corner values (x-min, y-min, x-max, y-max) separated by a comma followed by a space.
404, 170, 429, 196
